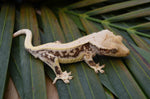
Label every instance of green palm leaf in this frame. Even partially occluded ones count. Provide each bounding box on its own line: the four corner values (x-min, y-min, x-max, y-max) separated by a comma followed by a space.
0, 4, 15, 99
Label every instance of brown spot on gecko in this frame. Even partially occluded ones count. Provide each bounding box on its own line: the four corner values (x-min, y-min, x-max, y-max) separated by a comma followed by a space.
84, 43, 89, 49
55, 66, 61, 75
65, 53, 70, 57
59, 50, 70, 58
88, 61, 96, 66
50, 56, 55, 62
83, 43, 92, 51
80, 45, 84, 52
99, 49, 107, 55
48, 50, 54, 54
54, 51, 60, 57
62, 51, 67, 56
70, 49, 74, 53
72, 48, 80, 57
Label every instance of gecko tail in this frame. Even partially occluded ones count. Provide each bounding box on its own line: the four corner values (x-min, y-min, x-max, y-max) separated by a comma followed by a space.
13, 29, 32, 38
13, 29, 33, 49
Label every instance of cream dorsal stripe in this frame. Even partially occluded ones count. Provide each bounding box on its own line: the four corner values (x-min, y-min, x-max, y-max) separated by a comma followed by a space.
13, 29, 130, 84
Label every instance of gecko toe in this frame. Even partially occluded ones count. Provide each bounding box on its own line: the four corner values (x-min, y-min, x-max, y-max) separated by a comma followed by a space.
101, 64, 105, 68
69, 76, 73, 80
92, 64, 105, 74
100, 69, 105, 73
68, 71, 72, 75
64, 79, 70, 83
52, 77, 59, 84
94, 69, 99, 73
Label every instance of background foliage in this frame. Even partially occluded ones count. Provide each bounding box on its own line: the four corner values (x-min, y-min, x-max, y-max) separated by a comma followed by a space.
0, 0, 150, 99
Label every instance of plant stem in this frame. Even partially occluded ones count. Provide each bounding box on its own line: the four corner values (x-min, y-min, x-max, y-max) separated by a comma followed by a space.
65, 10, 150, 38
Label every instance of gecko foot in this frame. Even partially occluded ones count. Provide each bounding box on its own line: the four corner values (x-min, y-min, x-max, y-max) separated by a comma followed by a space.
91, 63, 105, 73
53, 71, 73, 84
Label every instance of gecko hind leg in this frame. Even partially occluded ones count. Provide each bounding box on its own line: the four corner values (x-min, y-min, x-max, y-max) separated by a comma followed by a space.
50, 57, 73, 84
39, 52, 73, 84
83, 52, 105, 73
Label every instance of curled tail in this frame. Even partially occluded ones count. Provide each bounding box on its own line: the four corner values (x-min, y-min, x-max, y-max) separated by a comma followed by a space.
13, 29, 33, 49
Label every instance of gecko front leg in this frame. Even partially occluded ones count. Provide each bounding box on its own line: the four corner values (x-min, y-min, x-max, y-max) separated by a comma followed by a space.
83, 52, 105, 73
38, 52, 73, 84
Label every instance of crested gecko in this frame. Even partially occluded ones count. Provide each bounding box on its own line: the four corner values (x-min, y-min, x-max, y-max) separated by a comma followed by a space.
13, 29, 130, 84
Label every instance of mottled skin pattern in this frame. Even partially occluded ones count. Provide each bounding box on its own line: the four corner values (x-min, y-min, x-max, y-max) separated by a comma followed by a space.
13, 29, 130, 84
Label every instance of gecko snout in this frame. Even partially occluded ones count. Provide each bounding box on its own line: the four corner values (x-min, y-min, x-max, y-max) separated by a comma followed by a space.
118, 47, 130, 57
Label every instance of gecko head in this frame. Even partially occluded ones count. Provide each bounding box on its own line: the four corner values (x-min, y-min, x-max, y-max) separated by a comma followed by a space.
91, 30, 130, 57
102, 35, 130, 57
